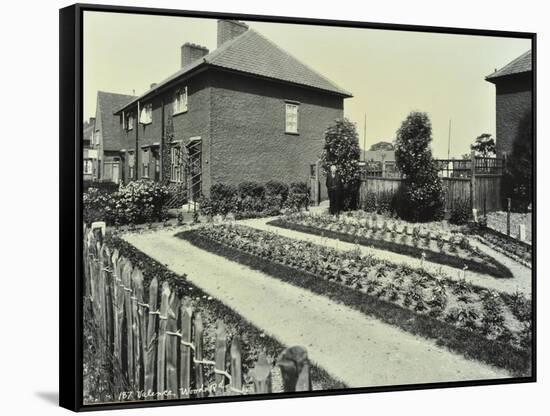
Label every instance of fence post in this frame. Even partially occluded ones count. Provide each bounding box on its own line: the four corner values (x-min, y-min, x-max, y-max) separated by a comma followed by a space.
122, 261, 135, 387
131, 268, 144, 391
144, 277, 158, 395
277, 346, 311, 392
470, 150, 476, 213
507, 198, 512, 236
179, 300, 193, 398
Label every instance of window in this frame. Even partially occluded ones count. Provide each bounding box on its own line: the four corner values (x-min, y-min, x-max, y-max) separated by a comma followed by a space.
126, 114, 134, 130
173, 87, 188, 114
128, 152, 135, 179
142, 148, 150, 178
170, 145, 183, 183
83, 159, 93, 175
285, 103, 299, 134
140, 103, 153, 124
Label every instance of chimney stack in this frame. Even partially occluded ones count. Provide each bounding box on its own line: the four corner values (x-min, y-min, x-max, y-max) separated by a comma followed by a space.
181, 43, 209, 68
150, 83, 157, 89
217, 20, 248, 48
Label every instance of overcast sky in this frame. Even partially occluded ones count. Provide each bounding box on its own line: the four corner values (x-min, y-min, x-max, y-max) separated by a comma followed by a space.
83, 11, 530, 158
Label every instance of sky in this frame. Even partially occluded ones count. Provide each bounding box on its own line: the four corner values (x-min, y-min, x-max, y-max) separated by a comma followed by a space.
83, 11, 531, 158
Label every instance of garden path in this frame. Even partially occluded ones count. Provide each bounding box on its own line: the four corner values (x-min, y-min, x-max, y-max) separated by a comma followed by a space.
124, 228, 509, 389
241, 217, 531, 296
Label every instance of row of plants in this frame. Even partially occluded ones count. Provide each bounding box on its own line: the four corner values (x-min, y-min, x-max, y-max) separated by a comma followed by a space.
177, 224, 531, 376
198, 181, 309, 220
269, 211, 512, 278
473, 228, 532, 268
102, 233, 344, 394
83, 180, 170, 226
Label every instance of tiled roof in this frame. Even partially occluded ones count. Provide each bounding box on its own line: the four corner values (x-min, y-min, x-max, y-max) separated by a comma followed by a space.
82, 122, 94, 143
97, 91, 136, 151
486, 50, 532, 82
116, 29, 351, 112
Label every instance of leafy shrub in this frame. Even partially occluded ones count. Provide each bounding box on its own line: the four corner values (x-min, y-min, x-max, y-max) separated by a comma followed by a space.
209, 183, 238, 215
83, 180, 169, 225
238, 181, 265, 199
83, 180, 119, 194
112, 180, 169, 225
265, 180, 289, 203
449, 199, 471, 225
285, 182, 310, 211
394, 112, 445, 222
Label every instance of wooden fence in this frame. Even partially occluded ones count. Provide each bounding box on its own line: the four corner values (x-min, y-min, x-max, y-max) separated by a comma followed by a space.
83, 228, 311, 401
359, 154, 504, 214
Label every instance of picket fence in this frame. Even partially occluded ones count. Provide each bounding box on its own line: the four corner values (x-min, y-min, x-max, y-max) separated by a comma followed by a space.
83, 228, 311, 401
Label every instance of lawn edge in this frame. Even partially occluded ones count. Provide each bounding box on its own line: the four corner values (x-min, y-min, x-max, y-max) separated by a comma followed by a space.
178, 229, 531, 377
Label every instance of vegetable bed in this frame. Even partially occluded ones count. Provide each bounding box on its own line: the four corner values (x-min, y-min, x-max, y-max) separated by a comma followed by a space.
269, 212, 513, 279
177, 224, 532, 376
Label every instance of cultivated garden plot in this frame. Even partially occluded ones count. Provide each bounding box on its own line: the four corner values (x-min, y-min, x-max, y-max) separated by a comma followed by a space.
178, 223, 532, 376
269, 211, 513, 279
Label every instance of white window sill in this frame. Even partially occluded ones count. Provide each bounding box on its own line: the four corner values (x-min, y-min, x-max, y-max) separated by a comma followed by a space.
172, 109, 188, 117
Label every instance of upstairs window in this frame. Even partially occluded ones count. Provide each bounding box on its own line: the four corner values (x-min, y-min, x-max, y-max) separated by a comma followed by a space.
285, 103, 299, 134
173, 87, 188, 115
126, 114, 134, 131
140, 103, 153, 124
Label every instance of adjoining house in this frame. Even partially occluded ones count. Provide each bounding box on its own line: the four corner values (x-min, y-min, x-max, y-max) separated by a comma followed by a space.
83, 118, 96, 181
85, 91, 137, 183
485, 50, 532, 158
114, 20, 352, 200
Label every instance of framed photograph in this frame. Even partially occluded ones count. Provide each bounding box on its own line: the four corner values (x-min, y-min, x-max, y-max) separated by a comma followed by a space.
59, 3, 536, 411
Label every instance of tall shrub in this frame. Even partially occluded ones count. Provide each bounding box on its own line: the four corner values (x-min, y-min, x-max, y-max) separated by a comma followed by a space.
394, 112, 444, 222
320, 119, 361, 210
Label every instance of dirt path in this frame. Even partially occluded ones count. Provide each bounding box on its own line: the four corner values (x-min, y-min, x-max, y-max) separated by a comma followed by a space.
241, 217, 531, 296
124, 229, 509, 388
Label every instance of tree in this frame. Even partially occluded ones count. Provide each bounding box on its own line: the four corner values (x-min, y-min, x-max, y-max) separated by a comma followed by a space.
502, 109, 532, 212
394, 112, 444, 222
320, 119, 361, 210
471, 133, 496, 157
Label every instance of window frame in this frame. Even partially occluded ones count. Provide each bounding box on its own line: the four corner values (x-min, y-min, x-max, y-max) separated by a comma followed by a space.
284, 101, 300, 135
173, 86, 188, 116
140, 103, 153, 125
170, 144, 184, 183
126, 113, 134, 131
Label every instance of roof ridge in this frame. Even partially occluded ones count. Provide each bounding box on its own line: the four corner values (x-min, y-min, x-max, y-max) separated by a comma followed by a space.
486, 49, 531, 80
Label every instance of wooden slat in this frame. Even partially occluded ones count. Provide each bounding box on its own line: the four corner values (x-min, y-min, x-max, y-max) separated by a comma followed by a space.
179, 300, 193, 398
131, 268, 144, 391
144, 277, 158, 395
214, 321, 227, 394
166, 292, 180, 398
193, 312, 205, 397
250, 351, 271, 394
156, 282, 171, 399
122, 260, 135, 387
229, 336, 242, 395
277, 346, 310, 392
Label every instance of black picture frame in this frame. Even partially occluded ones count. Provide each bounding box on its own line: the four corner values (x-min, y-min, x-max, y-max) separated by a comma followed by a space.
60, 3, 536, 412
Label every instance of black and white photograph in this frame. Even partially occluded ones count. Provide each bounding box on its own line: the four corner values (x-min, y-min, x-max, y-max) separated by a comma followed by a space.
58, 2, 535, 411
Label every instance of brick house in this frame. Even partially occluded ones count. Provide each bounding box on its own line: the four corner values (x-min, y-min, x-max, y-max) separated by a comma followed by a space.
114, 20, 352, 200
82, 118, 96, 181
89, 91, 136, 183
485, 50, 532, 158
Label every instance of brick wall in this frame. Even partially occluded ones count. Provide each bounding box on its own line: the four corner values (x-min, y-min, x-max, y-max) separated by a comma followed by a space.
209, 70, 344, 197
494, 73, 532, 158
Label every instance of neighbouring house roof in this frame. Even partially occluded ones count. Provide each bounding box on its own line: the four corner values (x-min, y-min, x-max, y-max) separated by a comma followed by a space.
83, 122, 94, 145
485, 50, 532, 83
115, 29, 352, 113
363, 149, 396, 162
97, 91, 136, 151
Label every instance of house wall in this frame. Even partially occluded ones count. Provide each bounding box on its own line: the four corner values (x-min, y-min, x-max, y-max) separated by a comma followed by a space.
118, 72, 212, 190
494, 73, 532, 158
209, 70, 344, 198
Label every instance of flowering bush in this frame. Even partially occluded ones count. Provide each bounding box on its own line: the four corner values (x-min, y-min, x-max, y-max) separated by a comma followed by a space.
83, 180, 169, 225
449, 199, 471, 225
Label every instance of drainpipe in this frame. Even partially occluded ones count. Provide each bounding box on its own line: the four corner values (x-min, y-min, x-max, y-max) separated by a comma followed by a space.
160, 97, 165, 183
135, 101, 140, 180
